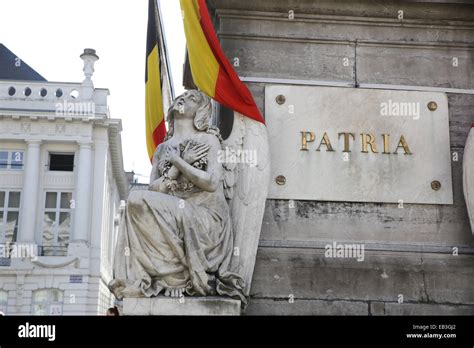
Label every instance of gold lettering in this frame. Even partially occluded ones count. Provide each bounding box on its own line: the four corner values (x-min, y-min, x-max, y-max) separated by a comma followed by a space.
382, 134, 390, 154
300, 131, 315, 151
316, 132, 335, 152
299, 131, 412, 155
338, 132, 355, 153
393, 135, 412, 155
361, 133, 378, 153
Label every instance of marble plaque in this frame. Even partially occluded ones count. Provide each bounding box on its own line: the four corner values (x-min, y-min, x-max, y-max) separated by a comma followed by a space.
265, 85, 453, 204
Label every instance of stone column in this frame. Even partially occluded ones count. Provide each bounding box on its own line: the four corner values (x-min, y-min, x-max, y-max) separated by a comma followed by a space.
72, 141, 93, 243
18, 139, 41, 243
90, 140, 108, 261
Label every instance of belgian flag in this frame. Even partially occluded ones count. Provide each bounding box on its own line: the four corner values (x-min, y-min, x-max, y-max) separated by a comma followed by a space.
145, 0, 167, 161
180, 0, 265, 125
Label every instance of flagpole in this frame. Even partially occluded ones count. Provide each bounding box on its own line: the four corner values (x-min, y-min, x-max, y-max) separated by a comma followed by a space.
154, 0, 175, 102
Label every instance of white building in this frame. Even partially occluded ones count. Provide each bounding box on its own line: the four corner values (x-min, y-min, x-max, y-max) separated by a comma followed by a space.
0, 45, 128, 315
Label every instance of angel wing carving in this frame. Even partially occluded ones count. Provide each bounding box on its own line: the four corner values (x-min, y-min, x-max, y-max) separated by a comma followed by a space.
463, 125, 474, 234
223, 112, 271, 296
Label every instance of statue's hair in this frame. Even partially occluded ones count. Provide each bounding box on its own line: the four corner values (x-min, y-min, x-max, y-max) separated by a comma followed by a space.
166, 90, 222, 142
193, 91, 212, 131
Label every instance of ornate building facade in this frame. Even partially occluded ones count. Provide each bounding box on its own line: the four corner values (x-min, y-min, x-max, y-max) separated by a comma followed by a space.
0, 45, 128, 315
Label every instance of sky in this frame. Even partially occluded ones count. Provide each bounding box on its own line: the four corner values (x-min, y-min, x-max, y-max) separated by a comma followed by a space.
0, 0, 186, 183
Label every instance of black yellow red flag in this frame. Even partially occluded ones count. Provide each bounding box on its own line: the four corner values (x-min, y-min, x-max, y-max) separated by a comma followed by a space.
145, 0, 167, 160
180, 0, 265, 124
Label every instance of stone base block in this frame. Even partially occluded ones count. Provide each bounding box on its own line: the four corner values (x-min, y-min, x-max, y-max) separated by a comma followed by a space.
123, 296, 241, 316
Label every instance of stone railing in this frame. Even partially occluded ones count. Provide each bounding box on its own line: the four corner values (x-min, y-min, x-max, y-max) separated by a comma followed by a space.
0, 80, 109, 118
38, 245, 68, 257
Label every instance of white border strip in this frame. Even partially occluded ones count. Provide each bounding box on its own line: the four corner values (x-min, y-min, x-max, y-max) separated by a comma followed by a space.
240, 76, 474, 94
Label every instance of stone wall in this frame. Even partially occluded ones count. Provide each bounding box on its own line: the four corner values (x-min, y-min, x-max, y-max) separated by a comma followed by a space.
208, 0, 474, 315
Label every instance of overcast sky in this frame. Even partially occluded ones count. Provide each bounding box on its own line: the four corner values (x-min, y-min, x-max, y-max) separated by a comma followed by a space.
0, 0, 186, 183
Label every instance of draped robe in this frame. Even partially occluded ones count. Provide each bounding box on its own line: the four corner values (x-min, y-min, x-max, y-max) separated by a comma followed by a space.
111, 137, 245, 303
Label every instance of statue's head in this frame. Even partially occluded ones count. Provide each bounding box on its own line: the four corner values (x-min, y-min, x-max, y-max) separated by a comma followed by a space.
167, 90, 212, 137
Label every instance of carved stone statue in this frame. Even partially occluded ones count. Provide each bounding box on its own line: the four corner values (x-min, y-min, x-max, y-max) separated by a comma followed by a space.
109, 90, 270, 306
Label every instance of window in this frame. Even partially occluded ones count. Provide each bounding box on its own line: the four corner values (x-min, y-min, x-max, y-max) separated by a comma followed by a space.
41, 192, 72, 256
0, 150, 24, 170
0, 290, 7, 314
0, 191, 21, 244
49, 153, 74, 172
32, 289, 63, 315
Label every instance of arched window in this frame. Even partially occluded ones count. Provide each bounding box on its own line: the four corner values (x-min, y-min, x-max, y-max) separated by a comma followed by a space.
0, 290, 7, 314
32, 289, 63, 315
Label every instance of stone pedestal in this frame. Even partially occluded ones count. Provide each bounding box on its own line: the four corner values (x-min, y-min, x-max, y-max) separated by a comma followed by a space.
123, 296, 241, 316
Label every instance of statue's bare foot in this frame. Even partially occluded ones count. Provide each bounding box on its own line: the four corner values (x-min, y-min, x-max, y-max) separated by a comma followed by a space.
164, 288, 185, 298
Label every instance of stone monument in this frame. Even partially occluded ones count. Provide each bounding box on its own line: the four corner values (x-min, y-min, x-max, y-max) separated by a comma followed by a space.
109, 90, 270, 315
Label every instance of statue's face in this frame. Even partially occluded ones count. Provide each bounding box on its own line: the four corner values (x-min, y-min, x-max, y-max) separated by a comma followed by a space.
172, 91, 201, 119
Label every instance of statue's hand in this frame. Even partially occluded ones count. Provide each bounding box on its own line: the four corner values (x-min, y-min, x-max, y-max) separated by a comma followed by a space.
166, 146, 180, 164
182, 143, 209, 164
149, 178, 163, 192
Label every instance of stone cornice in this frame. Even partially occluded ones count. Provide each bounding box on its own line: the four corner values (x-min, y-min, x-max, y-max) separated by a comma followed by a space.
210, 0, 474, 22
216, 10, 474, 30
